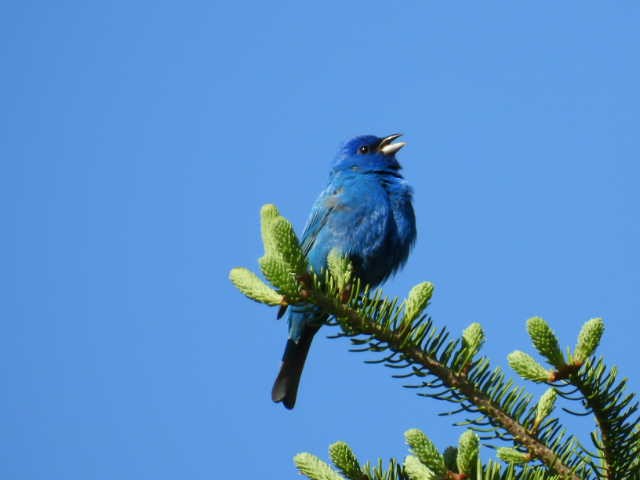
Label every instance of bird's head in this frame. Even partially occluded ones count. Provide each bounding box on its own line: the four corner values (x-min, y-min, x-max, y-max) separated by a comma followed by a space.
331, 134, 406, 174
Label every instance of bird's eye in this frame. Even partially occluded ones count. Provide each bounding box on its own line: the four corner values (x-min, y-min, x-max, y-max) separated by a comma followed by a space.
359, 145, 369, 154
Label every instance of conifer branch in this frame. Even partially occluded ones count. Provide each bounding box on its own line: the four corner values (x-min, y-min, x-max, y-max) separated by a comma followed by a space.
560, 358, 640, 479
295, 428, 563, 480
230, 204, 640, 480
510, 316, 640, 478
308, 286, 580, 479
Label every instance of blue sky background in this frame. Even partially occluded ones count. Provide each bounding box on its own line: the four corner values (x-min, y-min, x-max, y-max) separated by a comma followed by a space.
2, 1, 639, 479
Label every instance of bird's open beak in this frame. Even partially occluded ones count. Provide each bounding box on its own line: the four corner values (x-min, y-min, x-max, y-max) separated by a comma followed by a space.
378, 133, 406, 156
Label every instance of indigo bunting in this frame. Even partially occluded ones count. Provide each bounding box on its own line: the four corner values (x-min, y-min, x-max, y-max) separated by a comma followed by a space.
272, 134, 417, 409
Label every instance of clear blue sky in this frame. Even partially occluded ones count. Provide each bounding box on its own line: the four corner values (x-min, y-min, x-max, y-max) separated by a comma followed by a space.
2, 1, 639, 479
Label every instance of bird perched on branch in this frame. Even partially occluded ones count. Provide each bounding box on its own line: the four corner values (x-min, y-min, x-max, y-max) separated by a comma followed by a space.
272, 133, 417, 409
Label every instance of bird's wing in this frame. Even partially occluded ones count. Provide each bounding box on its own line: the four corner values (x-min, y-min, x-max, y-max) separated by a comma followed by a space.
300, 187, 337, 257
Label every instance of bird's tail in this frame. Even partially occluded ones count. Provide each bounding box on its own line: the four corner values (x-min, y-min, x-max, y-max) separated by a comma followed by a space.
271, 326, 318, 409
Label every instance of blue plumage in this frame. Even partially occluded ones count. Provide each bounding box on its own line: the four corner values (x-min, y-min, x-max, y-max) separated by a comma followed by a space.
272, 134, 417, 409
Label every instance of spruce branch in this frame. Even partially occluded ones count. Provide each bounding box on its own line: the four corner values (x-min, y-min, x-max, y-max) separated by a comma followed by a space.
230, 205, 639, 480
510, 316, 640, 479
559, 357, 640, 479
305, 286, 583, 478
299, 429, 562, 480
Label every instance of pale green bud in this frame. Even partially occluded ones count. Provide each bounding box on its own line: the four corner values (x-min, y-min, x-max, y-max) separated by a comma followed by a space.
403, 456, 436, 480
260, 203, 280, 221
268, 216, 307, 275
527, 317, 566, 367
294, 453, 344, 480
574, 317, 604, 363
508, 350, 550, 382
259, 255, 299, 298
260, 204, 280, 256
535, 388, 557, 425
404, 429, 446, 477
404, 283, 434, 323
462, 323, 485, 356
228, 267, 283, 305
327, 249, 353, 291
497, 447, 531, 465
328, 442, 362, 479
456, 430, 479, 475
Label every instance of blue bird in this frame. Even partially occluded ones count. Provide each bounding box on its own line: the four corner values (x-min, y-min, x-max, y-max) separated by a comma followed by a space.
272, 133, 417, 409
